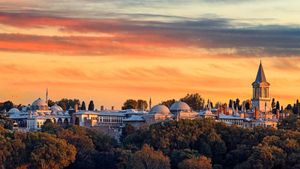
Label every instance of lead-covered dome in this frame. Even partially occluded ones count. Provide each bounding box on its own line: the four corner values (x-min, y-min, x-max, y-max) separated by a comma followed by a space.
170, 101, 191, 112
149, 105, 171, 115
8, 108, 20, 114
50, 104, 63, 112
32, 98, 47, 107
31, 98, 48, 110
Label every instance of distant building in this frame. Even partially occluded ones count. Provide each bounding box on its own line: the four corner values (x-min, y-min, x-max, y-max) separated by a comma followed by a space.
8, 97, 71, 131
252, 61, 271, 112
6, 61, 281, 134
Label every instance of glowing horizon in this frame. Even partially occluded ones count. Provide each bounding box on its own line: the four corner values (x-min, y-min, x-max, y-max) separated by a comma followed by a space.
0, 0, 300, 109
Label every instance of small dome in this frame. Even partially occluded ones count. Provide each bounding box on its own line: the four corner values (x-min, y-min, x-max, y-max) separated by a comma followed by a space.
170, 101, 191, 112
149, 105, 170, 115
50, 104, 63, 112
32, 98, 48, 107
8, 108, 20, 114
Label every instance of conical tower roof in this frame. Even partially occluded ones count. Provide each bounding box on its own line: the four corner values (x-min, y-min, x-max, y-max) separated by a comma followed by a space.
252, 61, 270, 86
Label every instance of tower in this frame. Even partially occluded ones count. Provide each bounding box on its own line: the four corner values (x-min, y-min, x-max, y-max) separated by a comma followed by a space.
252, 61, 271, 112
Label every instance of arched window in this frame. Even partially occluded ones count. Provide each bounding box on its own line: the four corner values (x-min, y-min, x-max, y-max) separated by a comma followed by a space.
64, 118, 69, 125
57, 118, 63, 125
75, 117, 80, 125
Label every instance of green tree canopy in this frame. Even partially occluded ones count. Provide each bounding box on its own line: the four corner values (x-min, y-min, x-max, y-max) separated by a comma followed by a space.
180, 93, 205, 111
122, 99, 138, 110
125, 144, 171, 169
88, 100, 95, 111
81, 101, 86, 110
160, 99, 176, 108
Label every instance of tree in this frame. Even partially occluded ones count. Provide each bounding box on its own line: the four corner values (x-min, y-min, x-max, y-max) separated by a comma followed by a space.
137, 100, 148, 111
160, 99, 176, 108
81, 101, 86, 110
235, 98, 240, 110
48, 99, 55, 107
0, 101, 14, 112
180, 93, 205, 111
125, 144, 171, 169
0, 114, 13, 129
271, 98, 276, 110
245, 101, 250, 110
0, 130, 76, 169
286, 104, 293, 110
170, 149, 200, 169
57, 126, 96, 169
178, 156, 212, 169
57, 99, 80, 111
28, 132, 77, 169
122, 99, 138, 110
229, 100, 233, 108
276, 101, 280, 110
41, 121, 62, 135
120, 124, 136, 142
88, 100, 95, 111
278, 114, 300, 131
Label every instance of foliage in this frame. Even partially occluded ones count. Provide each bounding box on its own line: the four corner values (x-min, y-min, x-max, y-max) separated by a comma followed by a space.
161, 99, 176, 108
2, 113, 300, 169
122, 99, 138, 110
178, 156, 212, 169
137, 99, 148, 111
123, 119, 300, 169
0, 100, 14, 112
278, 114, 300, 131
80, 101, 86, 110
124, 144, 171, 169
0, 129, 76, 169
56, 99, 80, 111
180, 93, 205, 111
88, 100, 95, 111
0, 114, 13, 129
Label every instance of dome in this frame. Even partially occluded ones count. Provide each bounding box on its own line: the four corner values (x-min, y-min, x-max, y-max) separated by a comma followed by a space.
149, 105, 170, 115
50, 104, 63, 112
32, 98, 48, 107
8, 108, 20, 114
170, 101, 191, 112
31, 98, 48, 111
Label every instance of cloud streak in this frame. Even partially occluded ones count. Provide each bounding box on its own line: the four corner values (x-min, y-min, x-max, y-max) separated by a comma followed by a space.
0, 12, 300, 57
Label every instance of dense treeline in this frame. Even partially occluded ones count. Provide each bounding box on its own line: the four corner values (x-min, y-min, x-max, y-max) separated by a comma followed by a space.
122, 119, 300, 169
1, 118, 300, 169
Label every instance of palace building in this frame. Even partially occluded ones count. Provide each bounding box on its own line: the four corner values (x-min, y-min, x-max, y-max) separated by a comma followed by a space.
6, 61, 281, 135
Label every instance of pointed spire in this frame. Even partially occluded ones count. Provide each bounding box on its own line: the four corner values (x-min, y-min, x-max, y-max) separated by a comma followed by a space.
254, 60, 267, 83
149, 97, 152, 110
46, 88, 48, 104
207, 99, 211, 111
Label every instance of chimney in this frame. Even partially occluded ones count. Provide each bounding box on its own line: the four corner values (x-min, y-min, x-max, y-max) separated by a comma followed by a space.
111, 106, 114, 110
100, 105, 104, 111
254, 107, 259, 120
74, 103, 79, 112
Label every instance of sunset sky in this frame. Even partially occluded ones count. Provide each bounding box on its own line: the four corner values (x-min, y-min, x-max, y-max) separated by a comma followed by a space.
0, 0, 300, 109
